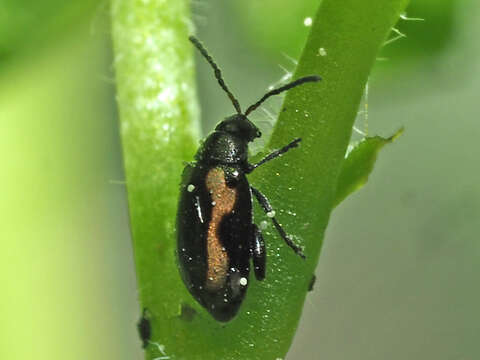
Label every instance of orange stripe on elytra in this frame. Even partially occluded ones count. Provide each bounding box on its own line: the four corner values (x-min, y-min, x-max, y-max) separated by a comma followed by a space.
205, 168, 237, 290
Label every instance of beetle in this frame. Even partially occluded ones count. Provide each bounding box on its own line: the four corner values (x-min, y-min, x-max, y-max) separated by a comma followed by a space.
176, 35, 320, 322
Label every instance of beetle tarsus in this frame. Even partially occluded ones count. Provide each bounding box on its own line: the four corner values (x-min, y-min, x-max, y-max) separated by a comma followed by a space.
250, 186, 306, 259
270, 217, 306, 259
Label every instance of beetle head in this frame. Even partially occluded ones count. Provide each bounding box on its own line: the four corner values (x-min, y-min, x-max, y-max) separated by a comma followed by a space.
215, 115, 261, 142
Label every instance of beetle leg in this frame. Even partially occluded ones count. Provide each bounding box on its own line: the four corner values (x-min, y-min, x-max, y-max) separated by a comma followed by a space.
250, 186, 305, 259
250, 224, 266, 280
245, 138, 301, 173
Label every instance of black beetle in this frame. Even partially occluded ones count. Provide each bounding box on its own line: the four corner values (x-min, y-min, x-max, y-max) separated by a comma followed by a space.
176, 36, 320, 322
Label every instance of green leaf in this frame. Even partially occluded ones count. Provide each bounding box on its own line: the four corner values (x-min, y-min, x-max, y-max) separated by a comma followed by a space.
111, 0, 409, 359
334, 128, 404, 208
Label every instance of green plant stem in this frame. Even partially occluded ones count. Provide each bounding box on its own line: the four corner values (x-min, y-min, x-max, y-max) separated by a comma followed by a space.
110, 0, 198, 359
250, 0, 408, 356
248, 0, 410, 356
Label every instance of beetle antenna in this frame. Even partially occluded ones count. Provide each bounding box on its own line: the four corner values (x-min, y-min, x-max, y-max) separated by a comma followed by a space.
244, 75, 321, 116
189, 36, 242, 114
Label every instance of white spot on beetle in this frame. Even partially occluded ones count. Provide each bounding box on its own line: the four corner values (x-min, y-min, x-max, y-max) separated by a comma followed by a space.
194, 196, 204, 223
240, 277, 248, 286
267, 210, 276, 218
187, 184, 195, 192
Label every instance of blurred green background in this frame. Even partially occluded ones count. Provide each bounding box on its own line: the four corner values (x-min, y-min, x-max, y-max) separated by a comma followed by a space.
1, 0, 479, 359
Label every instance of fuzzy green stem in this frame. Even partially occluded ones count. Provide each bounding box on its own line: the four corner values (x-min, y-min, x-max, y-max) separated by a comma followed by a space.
110, 0, 198, 359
